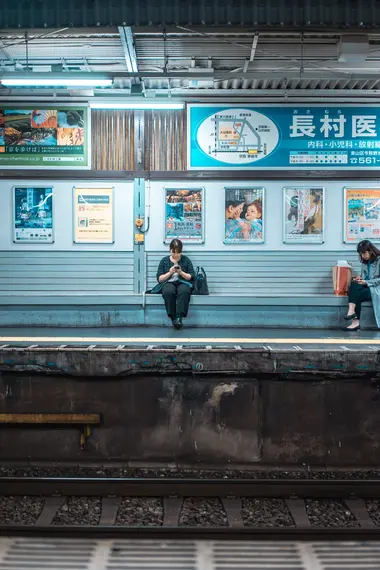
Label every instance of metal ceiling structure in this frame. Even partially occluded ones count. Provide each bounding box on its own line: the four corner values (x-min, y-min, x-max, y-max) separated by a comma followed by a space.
0, 1, 380, 101
1, 0, 380, 29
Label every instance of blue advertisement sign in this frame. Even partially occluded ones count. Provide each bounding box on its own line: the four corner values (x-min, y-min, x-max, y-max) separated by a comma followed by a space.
187, 104, 380, 170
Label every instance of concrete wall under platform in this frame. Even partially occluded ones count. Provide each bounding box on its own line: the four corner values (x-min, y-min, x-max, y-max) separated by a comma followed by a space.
1, 371, 380, 466
0, 301, 376, 329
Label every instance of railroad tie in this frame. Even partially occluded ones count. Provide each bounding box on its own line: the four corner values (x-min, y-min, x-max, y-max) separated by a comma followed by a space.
35, 496, 66, 526
221, 498, 244, 527
100, 497, 122, 525
345, 498, 375, 528
285, 498, 311, 527
163, 497, 183, 526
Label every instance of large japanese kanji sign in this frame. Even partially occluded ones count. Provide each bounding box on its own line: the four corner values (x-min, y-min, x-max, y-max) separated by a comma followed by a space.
187, 104, 380, 170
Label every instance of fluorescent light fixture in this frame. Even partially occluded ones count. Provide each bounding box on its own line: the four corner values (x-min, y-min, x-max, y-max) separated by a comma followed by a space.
90, 101, 184, 110
1, 74, 113, 88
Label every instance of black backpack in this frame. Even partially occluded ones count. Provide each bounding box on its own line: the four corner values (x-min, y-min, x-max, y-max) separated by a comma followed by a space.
193, 266, 209, 295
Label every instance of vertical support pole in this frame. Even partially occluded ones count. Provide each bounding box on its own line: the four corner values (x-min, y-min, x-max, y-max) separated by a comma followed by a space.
133, 178, 145, 294
133, 110, 146, 294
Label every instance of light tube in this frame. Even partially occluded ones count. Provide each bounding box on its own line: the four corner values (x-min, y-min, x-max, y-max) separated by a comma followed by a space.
1, 78, 113, 87
90, 102, 184, 110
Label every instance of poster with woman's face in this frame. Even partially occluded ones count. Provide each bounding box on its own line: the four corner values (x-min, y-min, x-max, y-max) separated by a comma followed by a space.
224, 187, 264, 244
283, 187, 324, 244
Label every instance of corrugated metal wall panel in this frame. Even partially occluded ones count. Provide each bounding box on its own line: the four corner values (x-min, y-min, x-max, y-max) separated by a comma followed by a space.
2, 0, 380, 29
145, 110, 186, 171
0, 251, 135, 295
91, 110, 134, 171
146, 251, 361, 295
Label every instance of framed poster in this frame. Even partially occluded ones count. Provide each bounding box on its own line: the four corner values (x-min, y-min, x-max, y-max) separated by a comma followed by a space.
344, 187, 380, 243
224, 187, 264, 244
188, 103, 380, 170
283, 187, 324, 244
73, 187, 114, 244
164, 187, 204, 243
13, 186, 53, 243
0, 106, 90, 169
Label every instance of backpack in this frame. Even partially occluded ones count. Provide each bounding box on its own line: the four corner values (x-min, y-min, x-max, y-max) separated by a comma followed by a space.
193, 266, 209, 295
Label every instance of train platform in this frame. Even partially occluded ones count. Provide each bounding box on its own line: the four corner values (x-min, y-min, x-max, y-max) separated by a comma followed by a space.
0, 325, 379, 376
1, 325, 380, 466
0, 325, 378, 348
0, 537, 379, 569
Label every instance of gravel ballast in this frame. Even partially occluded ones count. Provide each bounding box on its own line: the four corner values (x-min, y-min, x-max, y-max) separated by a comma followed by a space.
180, 498, 228, 527
52, 497, 101, 525
305, 499, 359, 528
0, 496, 44, 525
366, 500, 380, 526
242, 498, 294, 527
116, 497, 163, 526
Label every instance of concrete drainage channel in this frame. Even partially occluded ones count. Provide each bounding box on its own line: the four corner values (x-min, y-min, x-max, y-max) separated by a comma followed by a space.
0, 539, 379, 570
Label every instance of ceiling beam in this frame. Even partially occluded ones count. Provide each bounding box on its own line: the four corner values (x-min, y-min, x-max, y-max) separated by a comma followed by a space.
118, 26, 138, 73
243, 32, 259, 73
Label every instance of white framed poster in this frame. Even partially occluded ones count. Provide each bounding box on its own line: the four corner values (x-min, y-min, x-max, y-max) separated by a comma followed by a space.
73, 187, 114, 244
164, 187, 204, 244
283, 186, 325, 244
224, 187, 264, 244
344, 187, 380, 243
13, 185, 54, 243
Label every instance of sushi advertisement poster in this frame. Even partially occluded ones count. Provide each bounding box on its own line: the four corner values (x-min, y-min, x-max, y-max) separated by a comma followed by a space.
13, 186, 54, 243
0, 107, 90, 169
73, 187, 114, 244
164, 187, 204, 243
344, 187, 380, 243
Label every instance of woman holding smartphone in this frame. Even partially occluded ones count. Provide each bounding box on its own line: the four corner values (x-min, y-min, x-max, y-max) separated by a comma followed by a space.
344, 239, 380, 331
156, 239, 195, 329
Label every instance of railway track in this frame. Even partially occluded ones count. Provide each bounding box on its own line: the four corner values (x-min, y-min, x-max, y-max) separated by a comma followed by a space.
1, 477, 380, 540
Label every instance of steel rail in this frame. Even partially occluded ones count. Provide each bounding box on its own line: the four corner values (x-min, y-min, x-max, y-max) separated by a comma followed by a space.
0, 477, 380, 497
0, 525, 380, 541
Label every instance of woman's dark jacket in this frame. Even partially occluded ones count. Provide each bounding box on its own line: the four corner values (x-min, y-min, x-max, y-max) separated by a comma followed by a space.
148, 255, 195, 294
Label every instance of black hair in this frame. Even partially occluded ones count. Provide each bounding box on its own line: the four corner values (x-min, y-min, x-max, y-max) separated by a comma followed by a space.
225, 200, 244, 210
169, 238, 183, 253
357, 239, 380, 264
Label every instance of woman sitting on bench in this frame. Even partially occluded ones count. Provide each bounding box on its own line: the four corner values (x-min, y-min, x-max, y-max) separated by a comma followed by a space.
157, 239, 195, 330
345, 239, 380, 331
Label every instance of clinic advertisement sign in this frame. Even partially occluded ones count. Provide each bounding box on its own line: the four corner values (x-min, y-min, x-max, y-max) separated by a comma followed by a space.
187, 104, 380, 170
0, 106, 90, 169
73, 187, 114, 244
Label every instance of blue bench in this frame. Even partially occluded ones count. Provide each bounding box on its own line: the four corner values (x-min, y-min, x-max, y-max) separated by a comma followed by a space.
0, 250, 375, 328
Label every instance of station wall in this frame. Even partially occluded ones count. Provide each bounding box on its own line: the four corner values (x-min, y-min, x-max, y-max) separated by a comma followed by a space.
146, 179, 380, 252
0, 180, 134, 251
0, 177, 379, 253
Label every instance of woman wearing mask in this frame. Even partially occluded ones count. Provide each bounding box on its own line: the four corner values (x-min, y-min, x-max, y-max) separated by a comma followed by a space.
156, 239, 195, 329
344, 239, 380, 331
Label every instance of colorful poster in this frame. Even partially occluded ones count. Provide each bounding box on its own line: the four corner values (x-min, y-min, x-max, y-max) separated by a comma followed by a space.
344, 188, 380, 243
188, 104, 380, 170
13, 186, 53, 243
73, 187, 114, 244
165, 188, 204, 243
283, 187, 324, 244
224, 187, 264, 244
0, 106, 89, 168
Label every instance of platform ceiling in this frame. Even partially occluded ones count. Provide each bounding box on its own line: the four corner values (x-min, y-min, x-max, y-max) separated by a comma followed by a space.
1, 0, 380, 100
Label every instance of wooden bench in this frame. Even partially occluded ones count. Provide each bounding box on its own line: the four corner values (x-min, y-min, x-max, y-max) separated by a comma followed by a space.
0, 413, 101, 450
